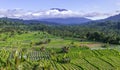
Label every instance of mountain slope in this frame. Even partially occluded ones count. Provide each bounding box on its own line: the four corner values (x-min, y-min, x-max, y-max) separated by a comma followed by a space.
104, 14, 120, 21
39, 17, 91, 24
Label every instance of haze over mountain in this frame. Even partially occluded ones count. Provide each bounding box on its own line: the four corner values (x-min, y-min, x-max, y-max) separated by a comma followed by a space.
1, 11, 120, 25
0, 8, 120, 24
103, 14, 120, 21
30, 11, 120, 24
0, 8, 91, 24
0, 8, 119, 20
38, 17, 91, 24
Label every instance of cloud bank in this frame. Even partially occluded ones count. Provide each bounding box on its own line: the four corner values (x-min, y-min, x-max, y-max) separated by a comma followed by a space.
0, 8, 119, 20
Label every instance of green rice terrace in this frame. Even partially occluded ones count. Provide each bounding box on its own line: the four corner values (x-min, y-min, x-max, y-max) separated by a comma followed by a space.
0, 31, 120, 70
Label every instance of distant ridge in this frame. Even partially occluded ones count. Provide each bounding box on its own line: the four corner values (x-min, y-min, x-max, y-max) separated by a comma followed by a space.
103, 14, 120, 21
50, 8, 68, 11
38, 17, 91, 24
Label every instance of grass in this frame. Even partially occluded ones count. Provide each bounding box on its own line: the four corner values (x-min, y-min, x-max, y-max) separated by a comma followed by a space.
0, 31, 120, 70
0, 31, 103, 48
0, 47, 120, 70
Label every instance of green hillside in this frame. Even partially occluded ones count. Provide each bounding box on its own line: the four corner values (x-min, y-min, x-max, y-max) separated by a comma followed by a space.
0, 18, 120, 70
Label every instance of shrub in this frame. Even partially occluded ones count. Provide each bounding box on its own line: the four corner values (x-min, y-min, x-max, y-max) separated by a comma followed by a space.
35, 39, 51, 45
57, 55, 71, 63
35, 41, 43, 45
40, 46, 46, 51
61, 46, 70, 53
47, 39, 51, 43
79, 45, 89, 50
70, 41, 74, 45
61, 57, 71, 63
101, 43, 109, 48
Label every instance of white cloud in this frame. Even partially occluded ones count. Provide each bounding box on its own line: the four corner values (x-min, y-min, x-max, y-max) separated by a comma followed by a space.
84, 12, 113, 20
0, 8, 119, 20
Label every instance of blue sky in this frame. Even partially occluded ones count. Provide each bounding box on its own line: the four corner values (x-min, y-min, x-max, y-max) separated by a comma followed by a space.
0, 0, 120, 12
0, 0, 120, 20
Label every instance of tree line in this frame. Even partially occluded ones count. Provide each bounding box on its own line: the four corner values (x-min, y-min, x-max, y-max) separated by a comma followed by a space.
0, 18, 120, 44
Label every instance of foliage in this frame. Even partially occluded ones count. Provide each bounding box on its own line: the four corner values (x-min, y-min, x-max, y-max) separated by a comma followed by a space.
0, 18, 120, 45
101, 43, 110, 48
0, 47, 120, 70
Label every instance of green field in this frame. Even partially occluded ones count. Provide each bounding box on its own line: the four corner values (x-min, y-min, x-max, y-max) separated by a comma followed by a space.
0, 31, 120, 70
0, 31, 104, 48
1, 47, 120, 70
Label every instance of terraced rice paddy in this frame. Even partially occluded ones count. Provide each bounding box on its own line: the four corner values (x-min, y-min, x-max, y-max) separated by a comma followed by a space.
1, 48, 120, 70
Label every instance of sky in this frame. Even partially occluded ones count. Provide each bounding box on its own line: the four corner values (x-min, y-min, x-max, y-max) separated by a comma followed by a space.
0, 0, 120, 20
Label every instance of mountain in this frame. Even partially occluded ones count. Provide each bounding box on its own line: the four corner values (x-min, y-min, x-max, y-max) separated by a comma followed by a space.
83, 14, 120, 31
0, 8, 92, 24
50, 8, 68, 12
0, 17, 91, 24
38, 17, 91, 24
0, 17, 62, 25
103, 14, 120, 21
35, 8, 92, 24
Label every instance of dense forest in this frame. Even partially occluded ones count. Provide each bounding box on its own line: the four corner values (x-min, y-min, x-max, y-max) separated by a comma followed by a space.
0, 18, 120, 45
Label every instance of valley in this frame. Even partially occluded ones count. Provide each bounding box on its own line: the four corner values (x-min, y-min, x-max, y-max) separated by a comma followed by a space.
0, 10, 120, 70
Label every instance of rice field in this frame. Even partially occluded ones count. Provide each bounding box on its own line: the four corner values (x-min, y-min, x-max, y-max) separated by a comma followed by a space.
0, 31, 120, 70
0, 47, 120, 70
